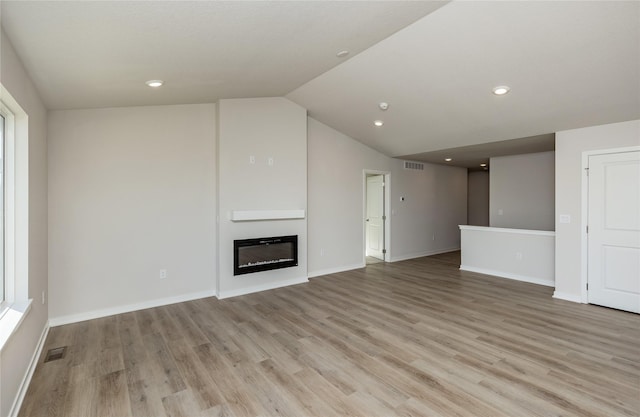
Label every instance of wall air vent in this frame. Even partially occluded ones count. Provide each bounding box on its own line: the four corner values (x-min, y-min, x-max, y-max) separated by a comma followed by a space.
404, 161, 424, 171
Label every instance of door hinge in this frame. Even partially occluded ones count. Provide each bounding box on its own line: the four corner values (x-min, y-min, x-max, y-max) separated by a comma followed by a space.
585, 167, 589, 176
382, 215, 386, 220
382, 249, 387, 254
586, 283, 589, 290
586, 225, 589, 233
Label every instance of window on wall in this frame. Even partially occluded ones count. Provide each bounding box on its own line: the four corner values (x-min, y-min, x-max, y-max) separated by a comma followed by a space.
0, 85, 31, 349
0, 113, 4, 304
0, 104, 10, 313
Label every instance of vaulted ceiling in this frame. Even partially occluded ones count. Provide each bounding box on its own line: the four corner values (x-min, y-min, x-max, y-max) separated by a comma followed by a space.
0, 1, 446, 109
1, 1, 638, 164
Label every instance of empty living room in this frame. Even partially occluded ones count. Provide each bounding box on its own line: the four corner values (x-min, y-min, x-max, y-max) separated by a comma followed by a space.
0, 1, 638, 417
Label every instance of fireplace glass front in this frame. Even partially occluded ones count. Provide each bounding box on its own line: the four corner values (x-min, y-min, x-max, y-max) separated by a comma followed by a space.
234, 235, 298, 276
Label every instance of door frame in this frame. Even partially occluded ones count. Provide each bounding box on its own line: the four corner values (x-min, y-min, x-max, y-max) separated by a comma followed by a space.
580, 145, 640, 303
363, 170, 391, 265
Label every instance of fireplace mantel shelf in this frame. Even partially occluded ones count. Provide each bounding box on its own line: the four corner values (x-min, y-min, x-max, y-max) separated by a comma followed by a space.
230, 209, 305, 222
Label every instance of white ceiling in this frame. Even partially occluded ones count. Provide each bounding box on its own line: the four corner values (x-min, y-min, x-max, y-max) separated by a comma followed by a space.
1, 1, 639, 160
401, 133, 556, 171
0, 1, 445, 109
288, 1, 640, 158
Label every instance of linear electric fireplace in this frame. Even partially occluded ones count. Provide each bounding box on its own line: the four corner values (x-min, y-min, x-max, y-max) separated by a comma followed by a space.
234, 235, 298, 276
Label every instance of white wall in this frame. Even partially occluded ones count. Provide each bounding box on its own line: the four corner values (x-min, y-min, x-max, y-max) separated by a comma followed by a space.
217, 98, 307, 298
307, 118, 467, 274
307, 118, 390, 275
48, 104, 217, 323
0, 30, 49, 417
389, 158, 467, 261
490, 151, 555, 231
555, 119, 640, 301
467, 171, 489, 226
46, 98, 468, 317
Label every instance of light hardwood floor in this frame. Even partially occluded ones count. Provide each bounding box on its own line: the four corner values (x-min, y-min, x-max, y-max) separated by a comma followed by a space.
19, 252, 640, 417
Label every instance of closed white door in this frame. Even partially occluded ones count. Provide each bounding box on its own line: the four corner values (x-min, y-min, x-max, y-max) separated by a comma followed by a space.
366, 175, 385, 260
588, 150, 640, 313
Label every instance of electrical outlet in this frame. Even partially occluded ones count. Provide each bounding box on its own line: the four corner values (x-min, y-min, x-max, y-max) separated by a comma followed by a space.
160, 269, 167, 279
249, 155, 255, 164
268, 157, 274, 166
516, 252, 523, 260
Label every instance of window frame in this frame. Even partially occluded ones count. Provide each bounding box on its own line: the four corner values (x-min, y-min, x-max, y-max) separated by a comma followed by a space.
0, 101, 15, 317
0, 113, 4, 305
0, 84, 32, 351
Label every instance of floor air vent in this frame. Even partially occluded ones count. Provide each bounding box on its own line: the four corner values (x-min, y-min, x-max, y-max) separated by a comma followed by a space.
44, 346, 67, 363
404, 161, 424, 171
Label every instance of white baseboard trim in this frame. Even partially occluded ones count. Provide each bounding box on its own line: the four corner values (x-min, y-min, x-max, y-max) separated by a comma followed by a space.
49, 289, 217, 327
460, 265, 555, 287
308, 263, 365, 278
552, 291, 583, 303
389, 247, 460, 263
9, 323, 49, 417
218, 276, 308, 299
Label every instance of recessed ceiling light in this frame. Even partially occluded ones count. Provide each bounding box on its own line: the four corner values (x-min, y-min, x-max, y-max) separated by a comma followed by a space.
145, 79, 164, 88
379, 102, 389, 111
374, 120, 384, 127
445, 158, 452, 162
492, 85, 511, 95
336, 50, 350, 58
480, 163, 487, 167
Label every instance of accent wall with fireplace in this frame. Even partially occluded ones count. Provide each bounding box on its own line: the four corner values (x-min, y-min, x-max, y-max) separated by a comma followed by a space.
217, 98, 308, 298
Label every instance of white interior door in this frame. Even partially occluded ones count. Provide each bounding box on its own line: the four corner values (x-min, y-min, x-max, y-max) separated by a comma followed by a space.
588, 150, 640, 313
366, 175, 385, 260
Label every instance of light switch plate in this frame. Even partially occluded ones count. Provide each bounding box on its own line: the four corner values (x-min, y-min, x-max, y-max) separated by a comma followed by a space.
559, 214, 571, 224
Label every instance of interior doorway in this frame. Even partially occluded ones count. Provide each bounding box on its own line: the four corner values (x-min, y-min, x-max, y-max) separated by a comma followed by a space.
364, 171, 390, 264
586, 149, 640, 313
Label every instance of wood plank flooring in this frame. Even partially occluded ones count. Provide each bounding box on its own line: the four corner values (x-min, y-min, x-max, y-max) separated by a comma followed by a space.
19, 252, 640, 417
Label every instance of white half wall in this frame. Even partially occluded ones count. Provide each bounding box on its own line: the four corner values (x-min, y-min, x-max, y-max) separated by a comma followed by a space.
0, 30, 49, 417
460, 225, 555, 287
48, 104, 217, 321
217, 98, 307, 298
555, 119, 640, 301
490, 151, 555, 231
